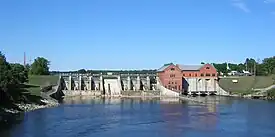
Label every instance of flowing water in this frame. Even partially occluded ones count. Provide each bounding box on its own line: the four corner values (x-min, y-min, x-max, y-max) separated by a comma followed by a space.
1, 96, 275, 137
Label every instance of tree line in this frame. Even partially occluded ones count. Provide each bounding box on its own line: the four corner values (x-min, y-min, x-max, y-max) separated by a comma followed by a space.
0, 51, 50, 104
50, 69, 157, 75
50, 56, 275, 76
211, 57, 275, 76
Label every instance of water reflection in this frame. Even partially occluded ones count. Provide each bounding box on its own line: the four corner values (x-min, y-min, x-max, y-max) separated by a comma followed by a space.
2, 96, 275, 137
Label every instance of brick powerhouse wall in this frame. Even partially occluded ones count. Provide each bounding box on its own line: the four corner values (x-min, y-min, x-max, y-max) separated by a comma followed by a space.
181, 64, 218, 78
158, 64, 183, 91
158, 64, 218, 92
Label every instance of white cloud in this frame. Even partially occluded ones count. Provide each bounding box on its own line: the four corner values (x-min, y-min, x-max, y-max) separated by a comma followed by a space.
231, 0, 250, 13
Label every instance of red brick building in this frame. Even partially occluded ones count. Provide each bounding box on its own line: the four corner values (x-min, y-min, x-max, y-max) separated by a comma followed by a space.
157, 63, 218, 92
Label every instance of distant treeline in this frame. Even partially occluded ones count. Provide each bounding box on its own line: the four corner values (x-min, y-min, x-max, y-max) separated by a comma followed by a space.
50, 69, 157, 75
211, 56, 275, 76
51, 56, 275, 76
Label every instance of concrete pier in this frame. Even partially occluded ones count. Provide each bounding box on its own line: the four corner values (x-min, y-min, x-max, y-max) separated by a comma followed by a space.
127, 76, 131, 90
136, 75, 140, 91
147, 76, 150, 90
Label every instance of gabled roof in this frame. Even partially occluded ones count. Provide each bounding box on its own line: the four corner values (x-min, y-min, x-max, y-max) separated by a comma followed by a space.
177, 64, 203, 71
157, 63, 217, 72
157, 63, 175, 72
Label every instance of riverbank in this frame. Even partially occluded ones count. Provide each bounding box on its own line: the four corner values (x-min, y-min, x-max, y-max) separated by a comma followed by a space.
224, 93, 275, 101
0, 98, 59, 130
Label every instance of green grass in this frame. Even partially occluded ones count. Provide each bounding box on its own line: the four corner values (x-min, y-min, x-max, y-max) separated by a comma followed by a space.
253, 75, 275, 89
219, 75, 275, 95
219, 76, 255, 94
26, 75, 59, 96
23, 84, 41, 96
28, 75, 59, 87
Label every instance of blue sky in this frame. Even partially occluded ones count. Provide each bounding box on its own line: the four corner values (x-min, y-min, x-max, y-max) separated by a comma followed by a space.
0, 0, 275, 71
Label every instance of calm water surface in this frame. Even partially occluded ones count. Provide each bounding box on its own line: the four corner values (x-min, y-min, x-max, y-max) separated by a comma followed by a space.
2, 96, 275, 137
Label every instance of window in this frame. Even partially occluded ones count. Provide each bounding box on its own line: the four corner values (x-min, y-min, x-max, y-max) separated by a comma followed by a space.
201, 73, 204, 76
183, 74, 185, 76
171, 68, 175, 71
175, 86, 177, 90
189, 74, 191, 77
195, 74, 197, 77
206, 67, 210, 69
206, 73, 211, 76
168, 81, 171, 84
165, 86, 167, 88
175, 82, 177, 84
212, 73, 216, 76
178, 86, 181, 90
172, 82, 174, 84
170, 74, 175, 77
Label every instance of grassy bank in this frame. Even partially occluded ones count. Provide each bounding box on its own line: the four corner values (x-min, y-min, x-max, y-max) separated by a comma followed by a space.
267, 88, 275, 97
218, 75, 275, 95
26, 75, 59, 96
1, 75, 59, 129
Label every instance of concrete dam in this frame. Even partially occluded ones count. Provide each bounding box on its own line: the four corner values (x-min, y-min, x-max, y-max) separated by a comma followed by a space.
49, 73, 228, 100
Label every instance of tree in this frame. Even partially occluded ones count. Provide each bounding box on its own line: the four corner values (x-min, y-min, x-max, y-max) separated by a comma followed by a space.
30, 57, 50, 75
244, 58, 256, 72
213, 63, 227, 74
0, 52, 11, 93
237, 63, 246, 72
25, 64, 31, 74
77, 69, 86, 74
10, 63, 28, 84
256, 63, 268, 76
262, 56, 275, 74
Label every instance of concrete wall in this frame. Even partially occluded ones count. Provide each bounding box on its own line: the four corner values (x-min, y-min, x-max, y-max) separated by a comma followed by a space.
183, 78, 217, 92
63, 90, 101, 97
104, 79, 121, 96
63, 75, 155, 93
156, 77, 180, 97
121, 91, 160, 96
216, 84, 230, 96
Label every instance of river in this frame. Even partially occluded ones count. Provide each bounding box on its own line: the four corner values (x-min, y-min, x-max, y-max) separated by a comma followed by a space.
1, 96, 275, 137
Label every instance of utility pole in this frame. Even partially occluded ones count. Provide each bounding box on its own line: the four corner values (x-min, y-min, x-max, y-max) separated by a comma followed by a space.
24, 52, 26, 66
246, 61, 248, 72
254, 61, 257, 76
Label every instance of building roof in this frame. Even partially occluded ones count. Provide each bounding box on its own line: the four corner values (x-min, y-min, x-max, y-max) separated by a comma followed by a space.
157, 63, 216, 72
157, 65, 171, 72
177, 64, 203, 71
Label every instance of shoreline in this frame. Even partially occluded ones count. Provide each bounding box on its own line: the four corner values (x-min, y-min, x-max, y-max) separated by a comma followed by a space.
2, 99, 59, 114
0, 98, 59, 131
62, 94, 206, 103
63, 94, 180, 99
